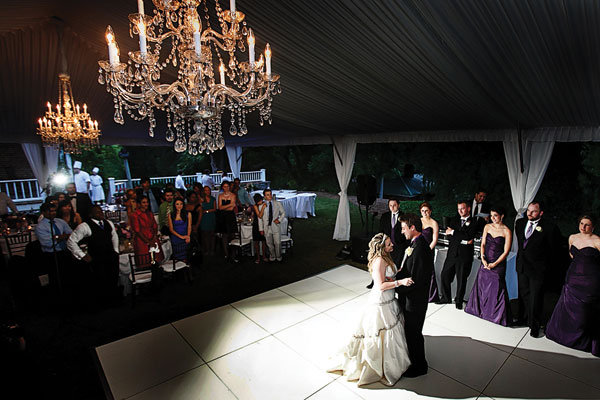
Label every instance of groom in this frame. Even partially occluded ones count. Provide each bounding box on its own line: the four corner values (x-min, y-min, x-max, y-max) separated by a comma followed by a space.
395, 213, 434, 377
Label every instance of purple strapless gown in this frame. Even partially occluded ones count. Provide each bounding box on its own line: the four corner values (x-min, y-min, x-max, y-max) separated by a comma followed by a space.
546, 247, 600, 357
464, 233, 510, 326
422, 227, 439, 302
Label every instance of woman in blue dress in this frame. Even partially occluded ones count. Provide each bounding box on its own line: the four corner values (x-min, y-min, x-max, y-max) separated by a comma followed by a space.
168, 198, 192, 261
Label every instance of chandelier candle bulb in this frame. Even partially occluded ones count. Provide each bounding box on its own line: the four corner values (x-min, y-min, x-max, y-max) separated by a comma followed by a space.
248, 29, 255, 67
106, 26, 120, 66
138, 21, 147, 56
230, 0, 236, 18
83, 103, 87, 114
219, 62, 225, 85
76, 104, 80, 115
38, 119, 43, 129
137, 0, 144, 15
47, 102, 52, 113
192, 19, 201, 57
265, 43, 271, 76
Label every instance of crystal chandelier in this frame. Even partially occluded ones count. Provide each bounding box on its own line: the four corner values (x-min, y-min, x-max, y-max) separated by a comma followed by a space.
98, 0, 281, 155
36, 73, 101, 154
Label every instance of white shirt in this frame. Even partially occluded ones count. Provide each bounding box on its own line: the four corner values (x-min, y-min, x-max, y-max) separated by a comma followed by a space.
391, 212, 399, 228
74, 170, 91, 193
200, 174, 215, 189
67, 219, 119, 260
472, 200, 482, 218
175, 174, 186, 190
525, 219, 540, 236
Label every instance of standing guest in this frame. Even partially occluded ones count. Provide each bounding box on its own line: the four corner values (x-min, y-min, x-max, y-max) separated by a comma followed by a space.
216, 181, 238, 260
129, 196, 164, 267
158, 189, 175, 236
465, 206, 512, 326
35, 203, 73, 299
54, 192, 66, 203
0, 191, 18, 217
90, 167, 105, 204
168, 198, 191, 261
515, 201, 562, 337
251, 193, 268, 264
136, 177, 161, 213
200, 169, 215, 189
56, 200, 82, 230
471, 189, 490, 233
546, 215, 600, 356
67, 206, 120, 307
192, 182, 204, 199
235, 179, 254, 209
199, 185, 216, 256
185, 191, 202, 233
65, 182, 92, 222
72, 161, 91, 194
420, 202, 440, 302
124, 189, 137, 224
439, 200, 477, 309
396, 213, 434, 377
258, 189, 286, 262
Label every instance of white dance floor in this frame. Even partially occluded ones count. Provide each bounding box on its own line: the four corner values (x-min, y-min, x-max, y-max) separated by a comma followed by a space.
95, 265, 600, 400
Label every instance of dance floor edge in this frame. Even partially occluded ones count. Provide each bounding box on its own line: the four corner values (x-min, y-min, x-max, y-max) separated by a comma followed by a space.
95, 264, 600, 400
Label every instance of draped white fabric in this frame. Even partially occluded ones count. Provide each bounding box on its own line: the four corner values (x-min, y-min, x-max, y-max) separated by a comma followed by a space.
503, 136, 554, 217
225, 145, 243, 179
21, 143, 58, 189
333, 137, 357, 241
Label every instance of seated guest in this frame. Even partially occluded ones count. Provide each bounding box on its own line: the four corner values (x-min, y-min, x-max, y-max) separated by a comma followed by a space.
199, 185, 216, 256
34, 203, 73, 299
200, 169, 215, 189
136, 177, 161, 213
258, 189, 285, 262
465, 206, 512, 326
65, 182, 92, 221
158, 189, 175, 236
67, 206, 120, 307
0, 191, 18, 217
235, 178, 254, 209
252, 193, 268, 263
420, 202, 440, 302
439, 200, 477, 309
546, 215, 600, 356
57, 200, 82, 230
37, 195, 60, 223
168, 198, 192, 261
129, 196, 164, 268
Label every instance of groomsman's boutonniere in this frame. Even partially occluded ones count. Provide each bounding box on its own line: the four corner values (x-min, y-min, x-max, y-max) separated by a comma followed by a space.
405, 247, 413, 256
535, 226, 543, 232
465, 221, 471, 226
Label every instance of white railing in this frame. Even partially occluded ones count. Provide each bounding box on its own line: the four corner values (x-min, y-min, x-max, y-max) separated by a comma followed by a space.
108, 169, 266, 202
0, 178, 44, 211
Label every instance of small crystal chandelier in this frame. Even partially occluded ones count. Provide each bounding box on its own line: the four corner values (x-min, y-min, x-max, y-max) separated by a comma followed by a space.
98, 0, 281, 155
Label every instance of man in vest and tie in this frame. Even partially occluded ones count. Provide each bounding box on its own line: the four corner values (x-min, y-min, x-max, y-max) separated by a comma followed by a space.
68, 205, 121, 307
258, 189, 286, 262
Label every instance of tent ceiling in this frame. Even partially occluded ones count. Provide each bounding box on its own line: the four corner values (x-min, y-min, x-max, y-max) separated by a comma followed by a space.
2, 0, 600, 147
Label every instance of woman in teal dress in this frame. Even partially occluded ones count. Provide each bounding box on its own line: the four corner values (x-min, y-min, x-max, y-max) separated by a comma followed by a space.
199, 185, 217, 256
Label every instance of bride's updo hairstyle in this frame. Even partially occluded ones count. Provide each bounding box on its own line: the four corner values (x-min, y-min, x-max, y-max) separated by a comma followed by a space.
367, 233, 395, 273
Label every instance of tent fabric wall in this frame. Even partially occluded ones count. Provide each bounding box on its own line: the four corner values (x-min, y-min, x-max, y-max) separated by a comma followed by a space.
225, 145, 243, 179
332, 137, 357, 241
21, 143, 59, 190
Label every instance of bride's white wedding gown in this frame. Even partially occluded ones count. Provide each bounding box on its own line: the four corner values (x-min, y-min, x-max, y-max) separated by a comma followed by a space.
328, 265, 411, 386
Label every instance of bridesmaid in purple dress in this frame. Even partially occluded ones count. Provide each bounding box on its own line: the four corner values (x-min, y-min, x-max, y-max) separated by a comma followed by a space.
420, 202, 440, 302
465, 206, 512, 326
546, 215, 600, 357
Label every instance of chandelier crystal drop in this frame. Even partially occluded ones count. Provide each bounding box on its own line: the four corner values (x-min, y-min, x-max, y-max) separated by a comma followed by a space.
98, 0, 281, 154
36, 73, 101, 154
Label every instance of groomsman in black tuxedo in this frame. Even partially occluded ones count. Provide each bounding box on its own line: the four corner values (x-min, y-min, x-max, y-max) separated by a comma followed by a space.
395, 213, 434, 377
471, 189, 490, 233
66, 182, 92, 221
439, 200, 478, 309
515, 201, 561, 337
379, 198, 409, 265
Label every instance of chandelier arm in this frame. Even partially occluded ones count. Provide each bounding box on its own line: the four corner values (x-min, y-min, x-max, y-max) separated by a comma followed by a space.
202, 29, 236, 52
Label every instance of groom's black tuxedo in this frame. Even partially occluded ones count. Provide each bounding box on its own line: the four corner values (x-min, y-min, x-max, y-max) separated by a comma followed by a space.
380, 211, 409, 265
395, 234, 433, 374
514, 217, 563, 333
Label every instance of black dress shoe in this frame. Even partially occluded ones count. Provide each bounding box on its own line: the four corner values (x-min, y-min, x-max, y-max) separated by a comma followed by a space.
455, 301, 463, 310
366, 280, 374, 289
403, 365, 428, 378
434, 300, 450, 305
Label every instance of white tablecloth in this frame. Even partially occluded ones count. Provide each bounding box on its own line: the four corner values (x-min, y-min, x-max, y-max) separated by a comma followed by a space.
249, 190, 317, 219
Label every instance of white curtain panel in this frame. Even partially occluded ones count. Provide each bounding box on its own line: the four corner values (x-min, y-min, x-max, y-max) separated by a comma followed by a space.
225, 145, 242, 179
45, 146, 59, 178
21, 143, 46, 188
333, 137, 357, 241
503, 137, 554, 217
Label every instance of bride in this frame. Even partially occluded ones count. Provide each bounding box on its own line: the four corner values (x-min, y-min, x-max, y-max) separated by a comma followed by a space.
328, 233, 413, 386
